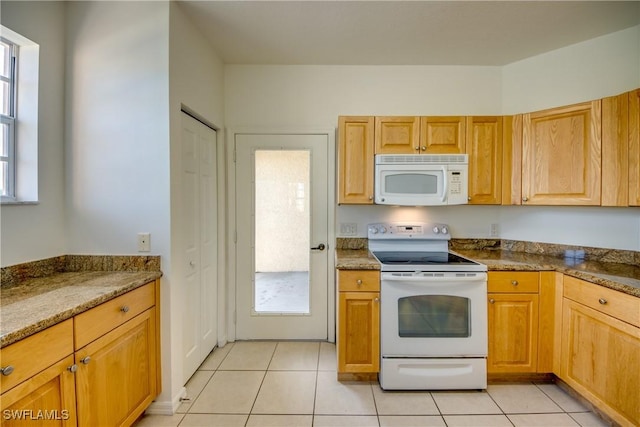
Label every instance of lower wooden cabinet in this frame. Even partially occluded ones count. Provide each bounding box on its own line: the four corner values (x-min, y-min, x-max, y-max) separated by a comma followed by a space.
0, 356, 77, 427
337, 270, 380, 376
488, 293, 539, 373
560, 277, 640, 427
75, 308, 157, 427
0, 280, 160, 427
487, 272, 540, 373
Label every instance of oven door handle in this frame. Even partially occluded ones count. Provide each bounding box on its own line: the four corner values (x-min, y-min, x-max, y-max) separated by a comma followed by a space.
381, 273, 487, 282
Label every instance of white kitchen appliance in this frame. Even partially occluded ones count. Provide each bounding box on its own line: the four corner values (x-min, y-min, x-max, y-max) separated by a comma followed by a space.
368, 222, 488, 390
374, 154, 468, 206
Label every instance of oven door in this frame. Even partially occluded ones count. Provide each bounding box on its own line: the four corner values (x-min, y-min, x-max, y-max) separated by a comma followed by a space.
380, 272, 487, 357
375, 164, 447, 206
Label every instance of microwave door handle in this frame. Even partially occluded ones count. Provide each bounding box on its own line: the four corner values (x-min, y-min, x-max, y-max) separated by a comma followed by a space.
441, 166, 448, 203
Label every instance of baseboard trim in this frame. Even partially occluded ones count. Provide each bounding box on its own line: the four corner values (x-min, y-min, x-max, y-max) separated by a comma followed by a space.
144, 387, 187, 415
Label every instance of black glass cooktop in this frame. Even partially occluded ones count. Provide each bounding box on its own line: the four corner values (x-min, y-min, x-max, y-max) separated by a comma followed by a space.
372, 251, 478, 265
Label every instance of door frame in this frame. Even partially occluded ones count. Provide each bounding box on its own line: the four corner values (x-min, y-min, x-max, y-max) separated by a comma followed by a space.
226, 128, 336, 343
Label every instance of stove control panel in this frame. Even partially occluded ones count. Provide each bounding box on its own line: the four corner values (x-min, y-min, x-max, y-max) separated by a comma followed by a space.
368, 222, 451, 240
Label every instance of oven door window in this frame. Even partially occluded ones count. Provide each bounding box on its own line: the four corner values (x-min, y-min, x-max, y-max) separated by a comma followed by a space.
398, 295, 470, 338
384, 172, 439, 195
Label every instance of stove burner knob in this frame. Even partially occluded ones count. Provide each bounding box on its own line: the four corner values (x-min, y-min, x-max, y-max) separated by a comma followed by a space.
432, 226, 440, 234
379, 226, 387, 234
441, 226, 448, 234
369, 227, 378, 234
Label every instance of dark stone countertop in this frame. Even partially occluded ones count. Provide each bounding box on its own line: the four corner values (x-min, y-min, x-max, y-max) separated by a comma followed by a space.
1, 256, 162, 348
336, 248, 640, 298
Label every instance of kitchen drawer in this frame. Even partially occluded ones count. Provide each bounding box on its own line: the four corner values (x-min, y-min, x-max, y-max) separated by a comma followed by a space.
488, 271, 539, 293
338, 270, 380, 292
563, 275, 640, 327
0, 319, 73, 393
74, 282, 155, 349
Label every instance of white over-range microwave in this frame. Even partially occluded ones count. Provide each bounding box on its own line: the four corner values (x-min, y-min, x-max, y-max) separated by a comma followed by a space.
374, 154, 469, 206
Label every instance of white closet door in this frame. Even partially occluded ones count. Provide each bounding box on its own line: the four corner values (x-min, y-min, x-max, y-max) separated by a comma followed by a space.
181, 113, 218, 383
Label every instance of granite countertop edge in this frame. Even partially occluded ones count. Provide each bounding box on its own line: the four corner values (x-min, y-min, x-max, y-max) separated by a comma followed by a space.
336, 249, 640, 298
0, 271, 162, 348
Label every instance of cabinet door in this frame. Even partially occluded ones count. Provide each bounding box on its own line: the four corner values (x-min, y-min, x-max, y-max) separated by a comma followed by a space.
629, 89, 640, 206
0, 356, 77, 427
601, 94, 629, 206
75, 308, 157, 427
420, 116, 465, 154
337, 292, 380, 373
522, 101, 602, 205
466, 116, 502, 204
375, 116, 420, 154
338, 116, 374, 204
487, 293, 539, 373
560, 300, 640, 427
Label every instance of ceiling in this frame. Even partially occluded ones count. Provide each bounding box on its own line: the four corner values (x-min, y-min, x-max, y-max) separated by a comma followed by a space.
178, 1, 640, 66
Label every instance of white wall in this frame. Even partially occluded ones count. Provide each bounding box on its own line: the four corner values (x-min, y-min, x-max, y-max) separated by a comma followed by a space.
64, 0, 175, 410
225, 65, 502, 129
225, 27, 640, 252
165, 2, 226, 413
0, 1, 66, 266
65, 1, 171, 257
503, 26, 640, 114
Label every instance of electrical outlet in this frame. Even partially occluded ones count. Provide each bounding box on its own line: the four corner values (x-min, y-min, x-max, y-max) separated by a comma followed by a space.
489, 223, 499, 237
137, 233, 151, 252
339, 223, 357, 236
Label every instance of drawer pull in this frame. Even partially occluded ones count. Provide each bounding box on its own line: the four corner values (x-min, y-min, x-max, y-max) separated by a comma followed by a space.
489, 298, 495, 304
80, 356, 91, 365
68, 364, 78, 373
120, 305, 130, 313
598, 298, 608, 305
1, 365, 14, 376
356, 279, 362, 286
511, 280, 518, 286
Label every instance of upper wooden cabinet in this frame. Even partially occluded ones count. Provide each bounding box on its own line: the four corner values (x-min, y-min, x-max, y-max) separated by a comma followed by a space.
420, 116, 466, 154
466, 116, 503, 204
629, 89, 640, 206
521, 101, 602, 205
374, 116, 420, 154
374, 116, 465, 154
338, 116, 374, 204
601, 94, 629, 206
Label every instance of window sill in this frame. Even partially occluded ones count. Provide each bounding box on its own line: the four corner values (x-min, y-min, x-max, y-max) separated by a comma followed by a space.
1, 199, 39, 206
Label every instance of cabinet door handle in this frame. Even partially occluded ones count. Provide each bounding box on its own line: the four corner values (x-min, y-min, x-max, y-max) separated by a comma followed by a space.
421, 146, 426, 151
598, 298, 607, 305
522, 197, 529, 202
511, 280, 518, 286
368, 196, 373, 201
489, 299, 495, 304
1, 365, 14, 376
120, 305, 130, 313
68, 364, 78, 373
374, 297, 380, 302
80, 356, 91, 365
414, 146, 420, 150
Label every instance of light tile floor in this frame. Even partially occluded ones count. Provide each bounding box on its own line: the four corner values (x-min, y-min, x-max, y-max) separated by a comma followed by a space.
135, 342, 608, 427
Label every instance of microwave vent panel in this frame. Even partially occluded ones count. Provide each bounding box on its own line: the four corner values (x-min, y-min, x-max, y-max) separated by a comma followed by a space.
376, 154, 468, 164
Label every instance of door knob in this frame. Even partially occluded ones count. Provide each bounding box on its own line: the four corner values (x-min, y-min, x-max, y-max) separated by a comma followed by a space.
311, 243, 326, 251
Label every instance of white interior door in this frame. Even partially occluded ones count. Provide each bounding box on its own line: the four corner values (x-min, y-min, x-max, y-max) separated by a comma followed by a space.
181, 113, 218, 382
235, 133, 328, 339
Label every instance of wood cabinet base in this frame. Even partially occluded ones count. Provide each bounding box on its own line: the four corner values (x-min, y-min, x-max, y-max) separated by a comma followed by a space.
337, 372, 378, 381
